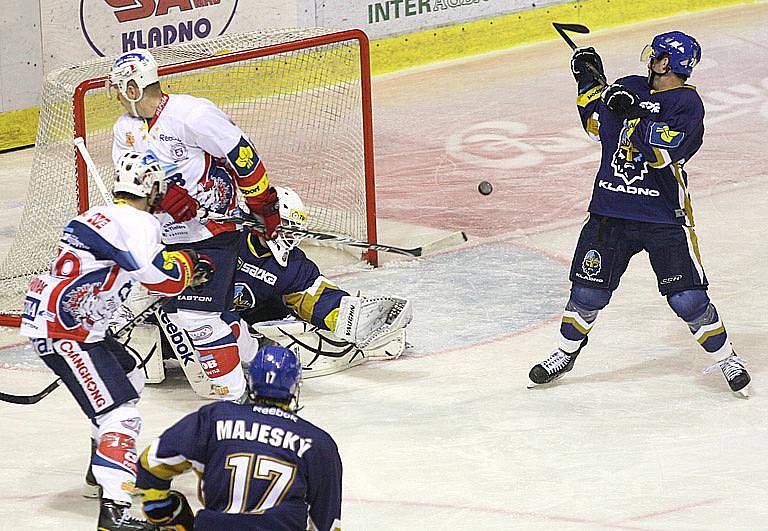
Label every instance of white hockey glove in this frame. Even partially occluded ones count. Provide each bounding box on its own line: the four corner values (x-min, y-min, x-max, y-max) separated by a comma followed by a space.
334, 296, 412, 349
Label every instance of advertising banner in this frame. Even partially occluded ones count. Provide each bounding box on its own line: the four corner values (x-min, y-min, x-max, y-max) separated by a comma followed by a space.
315, 0, 567, 40
40, 0, 298, 73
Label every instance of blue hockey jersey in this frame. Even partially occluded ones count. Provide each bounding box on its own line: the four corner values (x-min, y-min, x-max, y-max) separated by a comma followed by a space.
136, 400, 342, 531
232, 233, 349, 331
577, 75, 705, 226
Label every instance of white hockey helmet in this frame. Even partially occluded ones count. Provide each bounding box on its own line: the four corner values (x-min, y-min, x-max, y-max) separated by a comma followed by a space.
107, 49, 159, 104
114, 151, 167, 204
266, 186, 309, 267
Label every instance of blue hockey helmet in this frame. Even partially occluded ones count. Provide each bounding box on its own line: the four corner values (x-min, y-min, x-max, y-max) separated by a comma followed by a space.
247, 345, 302, 402
641, 31, 701, 77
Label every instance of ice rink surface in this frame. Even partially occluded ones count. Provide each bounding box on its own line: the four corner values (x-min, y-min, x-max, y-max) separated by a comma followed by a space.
2, 3, 768, 529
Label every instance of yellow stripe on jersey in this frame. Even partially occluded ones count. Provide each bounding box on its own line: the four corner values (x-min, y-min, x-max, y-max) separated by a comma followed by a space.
283, 280, 341, 324
671, 162, 694, 226
585, 113, 600, 141
240, 174, 269, 197
576, 85, 605, 108
325, 308, 340, 332
648, 146, 671, 168
139, 446, 192, 480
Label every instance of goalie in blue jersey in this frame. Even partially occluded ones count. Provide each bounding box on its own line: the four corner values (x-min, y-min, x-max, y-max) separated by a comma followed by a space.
136, 345, 342, 530
528, 31, 750, 396
223, 185, 413, 378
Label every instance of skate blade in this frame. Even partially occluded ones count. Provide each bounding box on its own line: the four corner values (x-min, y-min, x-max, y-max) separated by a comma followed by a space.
735, 385, 750, 398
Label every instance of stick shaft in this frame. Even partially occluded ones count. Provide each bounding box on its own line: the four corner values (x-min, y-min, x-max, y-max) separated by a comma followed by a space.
202, 210, 465, 257
552, 22, 607, 85
74, 137, 113, 205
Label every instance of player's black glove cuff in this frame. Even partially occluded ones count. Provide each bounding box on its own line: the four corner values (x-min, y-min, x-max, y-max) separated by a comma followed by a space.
571, 47, 605, 93
143, 490, 194, 530
601, 83, 650, 120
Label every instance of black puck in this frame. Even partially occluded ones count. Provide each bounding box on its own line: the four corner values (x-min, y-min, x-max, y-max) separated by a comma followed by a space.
478, 181, 493, 195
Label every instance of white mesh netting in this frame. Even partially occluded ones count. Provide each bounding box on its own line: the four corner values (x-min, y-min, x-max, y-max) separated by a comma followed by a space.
0, 28, 373, 317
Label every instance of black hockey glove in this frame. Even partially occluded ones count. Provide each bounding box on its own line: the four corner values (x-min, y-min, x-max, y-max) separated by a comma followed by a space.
571, 47, 604, 93
601, 83, 650, 120
143, 490, 195, 530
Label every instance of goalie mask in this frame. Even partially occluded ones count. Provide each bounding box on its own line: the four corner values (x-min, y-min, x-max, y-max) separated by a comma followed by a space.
265, 186, 309, 267
247, 345, 302, 408
114, 151, 167, 208
107, 49, 160, 116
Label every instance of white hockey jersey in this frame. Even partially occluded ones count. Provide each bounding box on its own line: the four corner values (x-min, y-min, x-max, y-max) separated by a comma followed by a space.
112, 93, 269, 244
20, 204, 194, 343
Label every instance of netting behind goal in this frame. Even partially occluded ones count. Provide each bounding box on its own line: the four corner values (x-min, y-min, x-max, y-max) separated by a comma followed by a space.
0, 28, 376, 324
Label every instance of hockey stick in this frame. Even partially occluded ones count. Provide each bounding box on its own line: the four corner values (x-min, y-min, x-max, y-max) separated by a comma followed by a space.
74, 137, 113, 205
0, 299, 166, 405
552, 22, 607, 86
201, 210, 468, 257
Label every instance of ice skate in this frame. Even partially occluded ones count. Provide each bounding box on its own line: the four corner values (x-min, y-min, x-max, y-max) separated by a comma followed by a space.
705, 352, 750, 397
528, 337, 588, 388
98, 499, 158, 531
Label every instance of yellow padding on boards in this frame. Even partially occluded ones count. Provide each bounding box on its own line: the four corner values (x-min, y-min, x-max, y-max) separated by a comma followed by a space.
0, 107, 39, 152
0, 0, 758, 151
369, 0, 759, 75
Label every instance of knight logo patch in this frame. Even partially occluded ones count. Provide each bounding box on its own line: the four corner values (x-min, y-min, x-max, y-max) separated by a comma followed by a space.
235, 146, 254, 169
611, 118, 648, 186
582, 250, 602, 278
648, 122, 685, 148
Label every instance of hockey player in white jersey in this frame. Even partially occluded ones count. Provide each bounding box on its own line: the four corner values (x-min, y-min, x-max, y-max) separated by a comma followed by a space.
20, 152, 213, 530
108, 49, 281, 401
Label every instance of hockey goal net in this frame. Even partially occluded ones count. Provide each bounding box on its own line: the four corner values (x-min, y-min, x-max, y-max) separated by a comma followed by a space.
0, 28, 377, 326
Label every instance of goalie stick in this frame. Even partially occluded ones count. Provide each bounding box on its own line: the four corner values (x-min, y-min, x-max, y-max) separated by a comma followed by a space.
552, 22, 608, 86
201, 210, 468, 257
0, 298, 165, 405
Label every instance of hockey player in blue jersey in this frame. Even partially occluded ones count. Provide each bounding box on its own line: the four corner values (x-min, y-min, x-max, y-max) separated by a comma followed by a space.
224, 186, 412, 375
135, 345, 343, 530
528, 31, 750, 395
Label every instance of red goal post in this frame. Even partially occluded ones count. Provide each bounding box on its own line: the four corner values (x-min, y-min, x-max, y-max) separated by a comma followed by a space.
0, 28, 377, 327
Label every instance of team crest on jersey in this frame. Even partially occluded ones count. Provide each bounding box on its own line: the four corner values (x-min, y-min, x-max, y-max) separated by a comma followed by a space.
611, 118, 648, 186
232, 283, 255, 311
170, 142, 188, 162
125, 132, 135, 147
235, 146, 255, 169
197, 167, 234, 213
58, 270, 118, 330
582, 250, 602, 278
648, 122, 685, 148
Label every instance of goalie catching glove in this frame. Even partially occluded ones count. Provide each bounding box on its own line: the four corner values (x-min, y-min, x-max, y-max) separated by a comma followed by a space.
142, 489, 194, 530
333, 295, 413, 349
